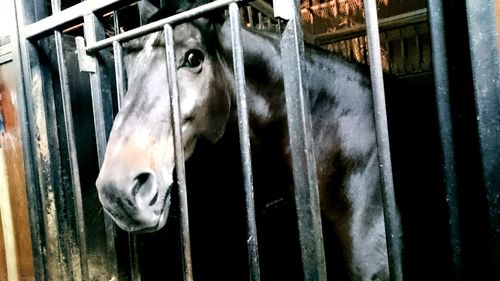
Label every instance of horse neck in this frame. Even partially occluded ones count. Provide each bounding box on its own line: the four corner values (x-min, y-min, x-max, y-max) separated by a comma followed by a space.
220, 26, 288, 126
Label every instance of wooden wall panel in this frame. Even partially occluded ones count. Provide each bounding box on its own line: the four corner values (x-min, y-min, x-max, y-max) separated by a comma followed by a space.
0, 61, 35, 281
0, 211, 7, 281
497, 0, 500, 49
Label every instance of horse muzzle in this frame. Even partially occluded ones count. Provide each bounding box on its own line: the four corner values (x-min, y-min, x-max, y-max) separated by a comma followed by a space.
96, 171, 172, 233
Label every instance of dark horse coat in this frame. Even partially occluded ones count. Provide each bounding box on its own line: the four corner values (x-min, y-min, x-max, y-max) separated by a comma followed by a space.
95, 1, 396, 280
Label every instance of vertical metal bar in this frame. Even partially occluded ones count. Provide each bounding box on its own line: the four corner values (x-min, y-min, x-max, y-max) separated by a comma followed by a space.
384, 33, 390, 73
54, 29, 89, 281
414, 26, 421, 71
164, 23, 194, 281
51, 0, 89, 279
113, 41, 126, 109
28, 38, 66, 281
113, 38, 140, 281
110, 6, 141, 277
113, 39, 141, 280
464, 1, 500, 277
128, 233, 141, 281
228, 4, 261, 281
11, 0, 47, 280
83, 12, 120, 280
362, 0, 403, 280
13, 0, 74, 279
83, 15, 114, 172
399, 32, 406, 74
247, 6, 254, 27
113, 11, 120, 36
257, 12, 263, 29
426, 1, 462, 279
279, 1, 326, 280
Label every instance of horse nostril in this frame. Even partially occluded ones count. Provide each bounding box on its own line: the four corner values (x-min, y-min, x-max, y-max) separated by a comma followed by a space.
131, 172, 158, 206
149, 192, 158, 206
131, 173, 149, 197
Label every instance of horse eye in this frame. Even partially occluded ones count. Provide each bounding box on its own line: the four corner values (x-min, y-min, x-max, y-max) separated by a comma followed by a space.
183, 50, 204, 68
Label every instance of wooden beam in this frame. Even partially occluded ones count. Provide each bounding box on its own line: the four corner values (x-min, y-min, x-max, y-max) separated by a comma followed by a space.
249, 0, 274, 19
313, 8, 428, 45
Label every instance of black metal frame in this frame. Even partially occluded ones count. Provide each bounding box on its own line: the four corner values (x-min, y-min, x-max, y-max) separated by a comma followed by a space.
8, 0, 500, 280
426, 1, 500, 280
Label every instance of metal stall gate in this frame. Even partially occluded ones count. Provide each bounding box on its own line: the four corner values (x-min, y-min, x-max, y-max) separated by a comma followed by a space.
7, 0, 500, 280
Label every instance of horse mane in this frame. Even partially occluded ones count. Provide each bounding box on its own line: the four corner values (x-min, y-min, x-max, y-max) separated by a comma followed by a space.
147, 0, 225, 24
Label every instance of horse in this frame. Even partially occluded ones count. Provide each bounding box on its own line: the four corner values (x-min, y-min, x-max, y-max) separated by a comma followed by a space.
95, 1, 393, 280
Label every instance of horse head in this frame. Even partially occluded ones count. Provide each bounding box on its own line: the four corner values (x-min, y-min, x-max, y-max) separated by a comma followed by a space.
95, 1, 233, 232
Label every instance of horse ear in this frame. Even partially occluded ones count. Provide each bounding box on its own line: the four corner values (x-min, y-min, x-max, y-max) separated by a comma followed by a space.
138, 0, 160, 25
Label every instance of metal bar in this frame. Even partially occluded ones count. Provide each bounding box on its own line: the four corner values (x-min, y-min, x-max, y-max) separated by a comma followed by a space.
113, 41, 126, 108
113, 10, 120, 36
11, 0, 47, 280
128, 233, 141, 281
14, 0, 71, 279
249, 0, 274, 19
34, 39, 67, 281
83, 13, 114, 180
24, 0, 135, 39
464, 1, 500, 277
50, 0, 89, 279
164, 23, 194, 281
54, 29, 89, 281
279, 1, 326, 280
229, 4, 261, 281
266, 18, 272, 30
362, 0, 403, 280
83, 12, 120, 280
399, 31, 406, 74
246, 6, 254, 27
425, 2, 463, 278
85, 0, 240, 53
414, 25, 421, 71
257, 12, 263, 30
112, 38, 141, 281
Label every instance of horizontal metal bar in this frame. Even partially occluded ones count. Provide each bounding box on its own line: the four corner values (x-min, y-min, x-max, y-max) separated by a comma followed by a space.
24, 0, 135, 39
86, 0, 240, 53
314, 8, 428, 45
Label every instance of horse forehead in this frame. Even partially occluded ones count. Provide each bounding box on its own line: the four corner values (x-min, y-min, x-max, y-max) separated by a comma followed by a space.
174, 24, 203, 45
127, 47, 165, 80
